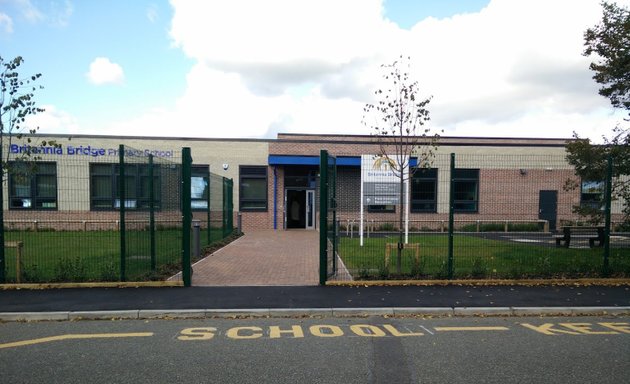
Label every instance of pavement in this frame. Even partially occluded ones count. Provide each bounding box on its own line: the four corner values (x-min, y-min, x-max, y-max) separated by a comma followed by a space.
182, 230, 319, 286
1, 284, 630, 321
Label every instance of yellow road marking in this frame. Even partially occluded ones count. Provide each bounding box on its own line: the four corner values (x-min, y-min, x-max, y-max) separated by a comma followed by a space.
0, 333, 154, 350
434, 326, 509, 332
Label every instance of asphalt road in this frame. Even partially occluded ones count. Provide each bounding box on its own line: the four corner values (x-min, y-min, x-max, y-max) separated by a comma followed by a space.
1, 316, 629, 384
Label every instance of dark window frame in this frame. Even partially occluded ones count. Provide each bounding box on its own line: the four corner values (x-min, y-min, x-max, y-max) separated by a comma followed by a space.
89, 163, 161, 211
239, 165, 268, 212
411, 168, 438, 213
8, 161, 58, 210
453, 168, 479, 213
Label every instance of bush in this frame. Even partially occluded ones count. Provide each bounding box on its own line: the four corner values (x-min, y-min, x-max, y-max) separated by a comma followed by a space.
358, 264, 371, 279
471, 257, 487, 278
378, 262, 390, 279
410, 257, 426, 277
377, 223, 396, 232
53, 256, 88, 282
434, 261, 450, 279
21, 263, 43, 283
99, 261, 119, 282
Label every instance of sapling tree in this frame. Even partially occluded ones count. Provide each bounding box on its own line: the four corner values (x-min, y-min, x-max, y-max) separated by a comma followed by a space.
0, 55, 50, 282
362, 56, 440, 274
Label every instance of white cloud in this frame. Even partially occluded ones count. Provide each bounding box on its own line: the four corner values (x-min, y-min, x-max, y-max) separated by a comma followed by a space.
23, 104, 81, 135
147, 4, 158, 23
13, 0, 44, 23
0, 13, 13, 34
86, 57, 125, 86
80, 0, 629, 141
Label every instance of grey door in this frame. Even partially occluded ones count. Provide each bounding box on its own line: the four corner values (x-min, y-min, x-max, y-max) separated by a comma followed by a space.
539, 190, 558, 231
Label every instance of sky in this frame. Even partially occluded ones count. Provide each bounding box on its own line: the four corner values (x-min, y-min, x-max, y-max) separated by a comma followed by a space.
1, 0, 628, 141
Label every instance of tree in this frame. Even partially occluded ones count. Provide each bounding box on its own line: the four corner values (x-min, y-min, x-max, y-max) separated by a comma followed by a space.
362, 56, 439, 274
583, 1, 630, 113
0, 55, 48, 283
1, 55, 50, 169
565, 1, 630, 228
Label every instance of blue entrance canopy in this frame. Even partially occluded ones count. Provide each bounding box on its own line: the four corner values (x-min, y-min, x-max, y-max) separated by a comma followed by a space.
268, 155, 418, 167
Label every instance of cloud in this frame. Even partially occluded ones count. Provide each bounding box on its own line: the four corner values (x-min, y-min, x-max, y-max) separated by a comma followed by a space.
0, 13, 13, 34
13, 0, 44, 23
86, 57, 125, 85
48, 0, 73, 27
146, 4, 158, 23
23, 104, 81, 135
2, 0, 71, 27
77, 0, 629, 141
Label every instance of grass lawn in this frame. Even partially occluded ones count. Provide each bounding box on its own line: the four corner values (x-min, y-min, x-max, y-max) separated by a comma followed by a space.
2, 228, 228, 283
337, 234, 630, 279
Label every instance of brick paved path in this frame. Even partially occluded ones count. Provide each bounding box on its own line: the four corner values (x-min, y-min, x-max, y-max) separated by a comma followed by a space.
191, 230, 319, 286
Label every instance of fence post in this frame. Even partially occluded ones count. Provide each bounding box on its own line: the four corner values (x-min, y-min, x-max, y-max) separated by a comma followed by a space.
181, 147, 192, 287
0, 144, 5, 283
193, 220, 201, 258
207, 167, 211, 245
448, 153, 455, 279
221, 176, 228, 238
119, 144, 126, 282
149, 154, 156, 271
228, 179, 234, 233
319, 150, 329, 286
603, 153, 613, 277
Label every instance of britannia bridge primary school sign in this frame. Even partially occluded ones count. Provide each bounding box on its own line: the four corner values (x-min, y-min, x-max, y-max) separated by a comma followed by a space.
9, 144, 174, 158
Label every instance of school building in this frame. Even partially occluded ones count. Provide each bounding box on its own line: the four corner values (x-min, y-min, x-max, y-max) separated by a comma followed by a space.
3, 133, 623, 232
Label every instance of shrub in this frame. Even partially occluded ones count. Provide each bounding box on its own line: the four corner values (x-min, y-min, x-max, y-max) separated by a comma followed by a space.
378, 262, 390, 279
53, 256, 88, 282
21, 263, 43, 283
410, 257, 426, 277
99, 262, 119, 282
471, 257, 487, 278
434, 261, 450, 279
377, 223, 396, 232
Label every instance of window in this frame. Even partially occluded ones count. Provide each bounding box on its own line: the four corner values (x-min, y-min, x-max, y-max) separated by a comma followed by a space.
368, 204, 395, 213
581, 180, 604, 209
191, 165, 209, 210
239, 166, 267, 211
411, 168, 437, 212
90, 164, 160, 210
9, 162, 57, 210
453, 169, 479, 213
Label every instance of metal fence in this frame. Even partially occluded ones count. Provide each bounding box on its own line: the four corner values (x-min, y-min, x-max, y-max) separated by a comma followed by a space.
322, 152, 630, 282
0, 144, 234, 285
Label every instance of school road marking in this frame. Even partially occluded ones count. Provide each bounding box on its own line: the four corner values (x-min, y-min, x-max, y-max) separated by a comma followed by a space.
3, 321, 629, 349
0, 333, 154, 350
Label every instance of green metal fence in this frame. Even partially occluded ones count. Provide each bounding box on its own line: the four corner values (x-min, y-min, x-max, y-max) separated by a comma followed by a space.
0, 144, 234, 285
322, 152, 630, 282
319, 150, 338, 284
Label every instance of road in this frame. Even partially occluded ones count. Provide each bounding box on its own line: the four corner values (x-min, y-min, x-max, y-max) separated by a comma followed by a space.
1, 316, 629, 383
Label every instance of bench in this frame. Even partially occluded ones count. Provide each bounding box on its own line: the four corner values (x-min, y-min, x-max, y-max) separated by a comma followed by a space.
5, 241, 24, 283
385, 243, 420, 265
553, 226, 604, 248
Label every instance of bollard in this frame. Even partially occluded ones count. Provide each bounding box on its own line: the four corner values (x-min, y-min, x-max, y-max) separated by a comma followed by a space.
237, 212, 243, 235
193, 220, 201, 258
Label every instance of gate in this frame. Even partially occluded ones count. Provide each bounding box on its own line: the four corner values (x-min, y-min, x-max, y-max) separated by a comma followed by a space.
319, 150, 337, 285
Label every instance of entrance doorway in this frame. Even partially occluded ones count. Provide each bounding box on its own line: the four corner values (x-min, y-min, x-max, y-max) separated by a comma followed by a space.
539, 190, 558, 231
285, 189, 315, 229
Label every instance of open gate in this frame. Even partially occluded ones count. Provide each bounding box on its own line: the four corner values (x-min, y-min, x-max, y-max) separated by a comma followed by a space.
319, 150, 337, 285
